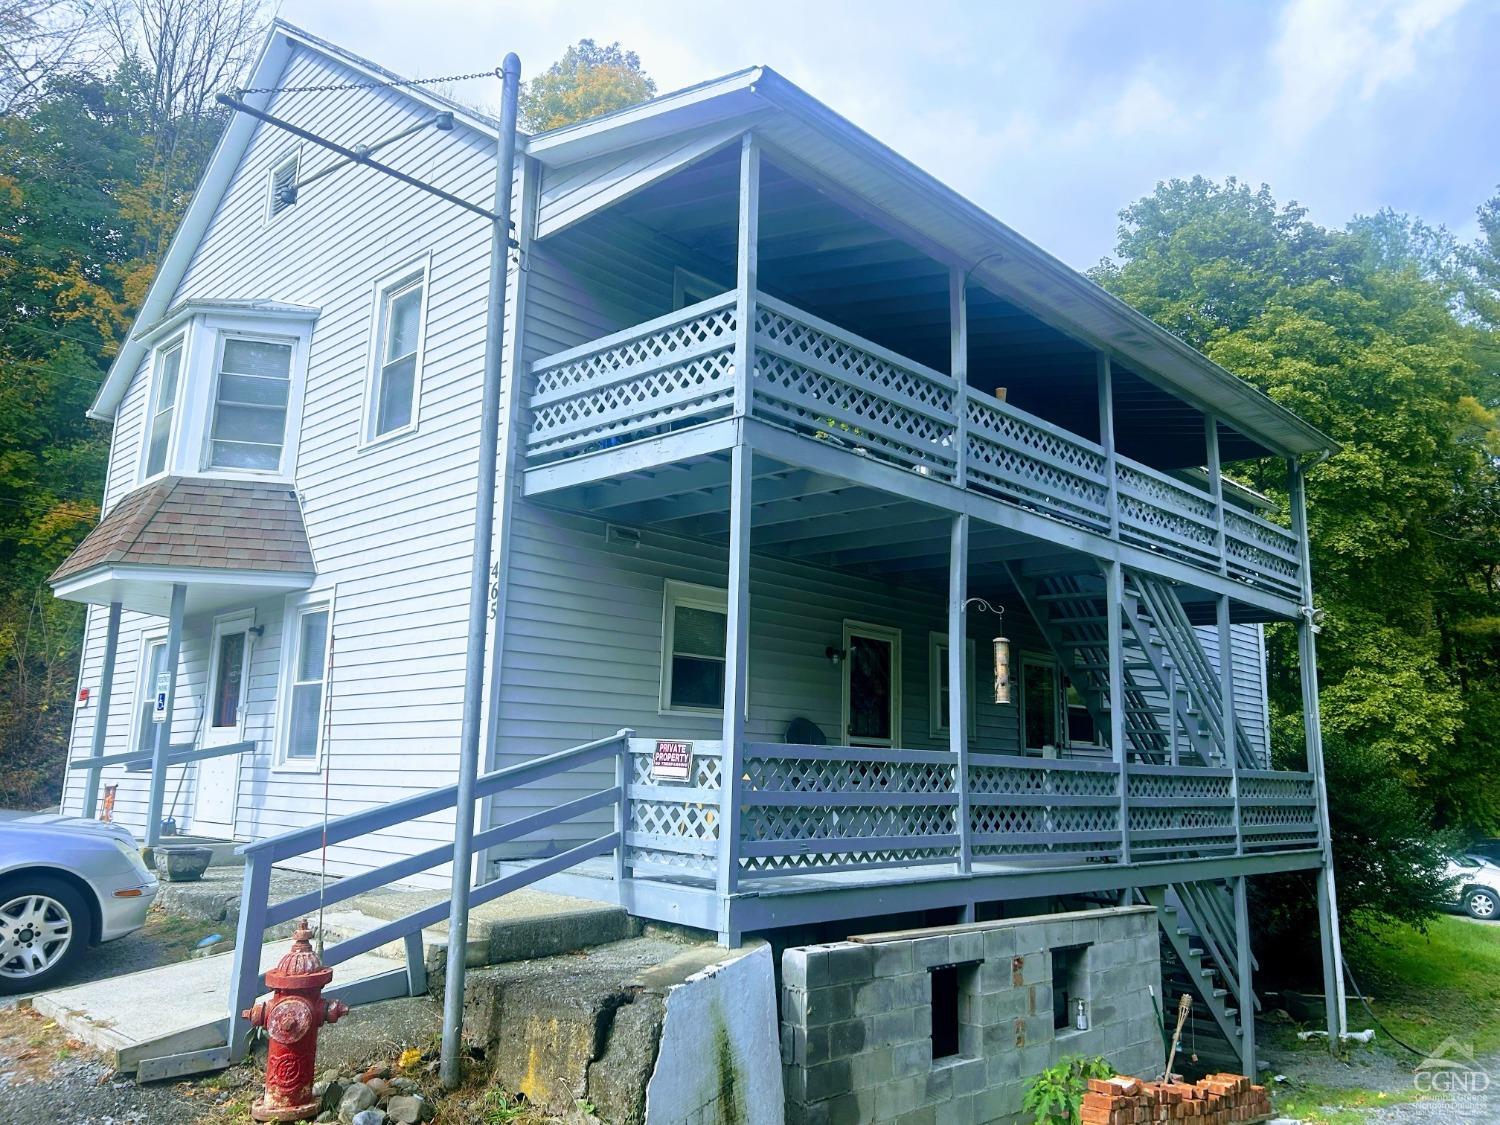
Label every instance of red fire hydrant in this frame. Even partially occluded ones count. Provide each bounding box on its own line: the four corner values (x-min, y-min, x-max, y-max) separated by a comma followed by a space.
244, 918, 349, 1122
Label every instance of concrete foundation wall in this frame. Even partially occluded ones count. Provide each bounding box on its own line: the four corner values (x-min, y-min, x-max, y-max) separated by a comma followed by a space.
780, 906, 1164, 1125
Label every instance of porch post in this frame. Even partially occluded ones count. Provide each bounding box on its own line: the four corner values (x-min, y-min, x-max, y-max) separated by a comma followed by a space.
1234, 874, 1256, 1073
82, 600, 122, 819
1104, 560, 1130, 863
145, 583, 186, 849
1289, 458, 1347, 1039
1097, 355, 1119, 538
717, 443, 752, 934
1217, 593, 1241, 849
949, 267, 968, 487
1205, 415, 1228, 575
948, 514, 971, 875
733, 133, 760, 418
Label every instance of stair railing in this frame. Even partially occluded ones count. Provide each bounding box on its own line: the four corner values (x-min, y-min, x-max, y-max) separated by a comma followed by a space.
224, 728, 634, 1063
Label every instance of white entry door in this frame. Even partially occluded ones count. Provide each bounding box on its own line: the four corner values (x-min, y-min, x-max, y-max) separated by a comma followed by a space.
194, 613, 251, 837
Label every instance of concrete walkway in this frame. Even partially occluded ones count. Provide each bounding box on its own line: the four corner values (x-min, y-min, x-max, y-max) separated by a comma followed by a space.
28, 863, 637, 1074
31, 940, 402, 1070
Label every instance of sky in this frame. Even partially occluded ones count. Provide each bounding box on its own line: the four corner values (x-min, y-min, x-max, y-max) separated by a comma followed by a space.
278, 0, 1500, 270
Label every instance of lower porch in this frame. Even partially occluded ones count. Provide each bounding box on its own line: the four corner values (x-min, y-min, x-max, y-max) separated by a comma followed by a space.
510, 738, 1322, 941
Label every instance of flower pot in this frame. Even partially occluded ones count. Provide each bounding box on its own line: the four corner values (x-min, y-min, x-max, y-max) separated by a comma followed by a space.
156, 844, 213, 882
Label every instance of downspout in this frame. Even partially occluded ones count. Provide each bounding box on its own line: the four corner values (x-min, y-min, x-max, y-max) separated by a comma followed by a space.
440, 52, 521, 1091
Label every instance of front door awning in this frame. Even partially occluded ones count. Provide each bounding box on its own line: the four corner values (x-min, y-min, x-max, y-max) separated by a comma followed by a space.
50, 476, 316, 615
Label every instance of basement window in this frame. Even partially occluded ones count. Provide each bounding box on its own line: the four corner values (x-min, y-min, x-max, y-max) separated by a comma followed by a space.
1052, 944, 1091, 1033
929, 961, 979, 1060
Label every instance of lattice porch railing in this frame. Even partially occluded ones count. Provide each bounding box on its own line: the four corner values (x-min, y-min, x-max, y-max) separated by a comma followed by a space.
616, 739, 1319, 883
750, 295, 961, 481
524, 289, 1303, 598
624, 738, 721, 878
1237, 769, 1320, 852
738, 744, 960, 877
967, 752, 1123, 863
527, 292, 738, 460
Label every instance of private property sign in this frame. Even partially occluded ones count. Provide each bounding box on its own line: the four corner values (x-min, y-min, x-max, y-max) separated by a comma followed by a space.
651, 740, 693, 782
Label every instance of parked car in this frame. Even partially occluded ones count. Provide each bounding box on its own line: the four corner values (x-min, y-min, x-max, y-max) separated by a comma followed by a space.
0, 814, 158, 993
1444, 854, 1500, 920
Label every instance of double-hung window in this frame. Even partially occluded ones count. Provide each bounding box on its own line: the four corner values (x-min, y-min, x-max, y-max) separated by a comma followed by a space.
208, 335, 294, 471
143, 340, 183, 478
368, 269, 426, 439
928, 632, 977, 739
135, 637, 168, 752
661, 580, 728, 713
284, 604, 331, 762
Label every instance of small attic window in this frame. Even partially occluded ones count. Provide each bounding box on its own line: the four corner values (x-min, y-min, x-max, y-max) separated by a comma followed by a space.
268, 153, 299, 218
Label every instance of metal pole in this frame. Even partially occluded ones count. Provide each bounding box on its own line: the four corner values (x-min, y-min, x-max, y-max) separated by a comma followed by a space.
949, 514, 971, 875
82, 601, 122, 818
1217, 594, 1241, 850
145, 584, 186, 849
1105, 560, 1130, 863
716, 442, 752, 943
1234, 875, 1256, 1074
1289, 458, 1347, 1040
440, 52, 520, 1091
1097, 355, 1119, 539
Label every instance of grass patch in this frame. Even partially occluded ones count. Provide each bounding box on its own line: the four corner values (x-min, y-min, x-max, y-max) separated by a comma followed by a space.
1346, 913, 1500, 1055
141, 908, 234, 960
1272, 1083, 1428, 1124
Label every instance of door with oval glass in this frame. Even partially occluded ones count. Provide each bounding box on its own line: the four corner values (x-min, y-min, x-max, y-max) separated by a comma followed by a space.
194, 612, 251, 837
841, 621, 902, 747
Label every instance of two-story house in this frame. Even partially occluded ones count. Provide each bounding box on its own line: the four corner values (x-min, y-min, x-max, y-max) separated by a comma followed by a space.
49, 22, 1344, 1078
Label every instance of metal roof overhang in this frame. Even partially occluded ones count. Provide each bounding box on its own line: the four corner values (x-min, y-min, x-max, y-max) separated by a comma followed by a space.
527, 67, 1336, 461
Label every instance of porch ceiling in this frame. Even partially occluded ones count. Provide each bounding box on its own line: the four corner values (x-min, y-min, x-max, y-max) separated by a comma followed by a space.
540, 449, 1274, 624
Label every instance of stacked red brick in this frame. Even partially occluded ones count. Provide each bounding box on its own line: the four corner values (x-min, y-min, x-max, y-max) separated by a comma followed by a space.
1080, 1073, 1273, 1123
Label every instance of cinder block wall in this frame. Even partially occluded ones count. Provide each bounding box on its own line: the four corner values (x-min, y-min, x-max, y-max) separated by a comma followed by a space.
779, 905, 1164, 1124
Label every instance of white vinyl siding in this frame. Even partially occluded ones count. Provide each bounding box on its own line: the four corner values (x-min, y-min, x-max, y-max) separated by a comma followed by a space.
59, 44, 505, 877
207, 335, 294, 471
142, 340, 182, 479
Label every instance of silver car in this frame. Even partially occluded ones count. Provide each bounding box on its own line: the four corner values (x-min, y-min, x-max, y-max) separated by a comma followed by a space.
1445, 854, 1500, 920
0, 814, 159, 993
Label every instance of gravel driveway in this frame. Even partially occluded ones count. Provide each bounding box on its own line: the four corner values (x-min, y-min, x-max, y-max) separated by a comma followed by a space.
0, 1004, 235, 1125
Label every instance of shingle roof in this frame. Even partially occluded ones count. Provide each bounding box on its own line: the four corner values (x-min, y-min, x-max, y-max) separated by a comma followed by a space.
51, 476, 315, 585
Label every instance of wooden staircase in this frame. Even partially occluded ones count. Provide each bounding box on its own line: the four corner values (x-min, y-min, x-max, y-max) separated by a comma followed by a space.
1143, 882, 1259, 1070
1007, 564, 1258, 769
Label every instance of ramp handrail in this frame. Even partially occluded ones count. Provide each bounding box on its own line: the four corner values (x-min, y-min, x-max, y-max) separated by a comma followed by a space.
225, 728, 634, 1062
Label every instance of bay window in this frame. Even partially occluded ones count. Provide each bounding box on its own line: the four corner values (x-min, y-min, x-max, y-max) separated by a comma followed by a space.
132, 304, 315, 486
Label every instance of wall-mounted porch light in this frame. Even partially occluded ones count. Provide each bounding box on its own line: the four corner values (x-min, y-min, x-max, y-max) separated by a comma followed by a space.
825, 645, 846, 667
963, 598, 1011, 705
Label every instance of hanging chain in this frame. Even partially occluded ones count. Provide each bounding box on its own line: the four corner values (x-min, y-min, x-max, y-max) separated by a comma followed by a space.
236, 66, 502, 97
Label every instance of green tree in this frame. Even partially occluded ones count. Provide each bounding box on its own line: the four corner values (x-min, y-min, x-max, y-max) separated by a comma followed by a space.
1093, 177, 1500, 940
518, 39, 656, 133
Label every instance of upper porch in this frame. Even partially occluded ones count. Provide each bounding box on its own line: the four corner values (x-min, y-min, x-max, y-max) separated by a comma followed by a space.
515, 134, 1319, 621
522, 287, 1305, 615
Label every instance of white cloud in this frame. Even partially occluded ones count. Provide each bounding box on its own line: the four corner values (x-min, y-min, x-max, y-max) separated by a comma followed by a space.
1268, 0, 1469, 143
